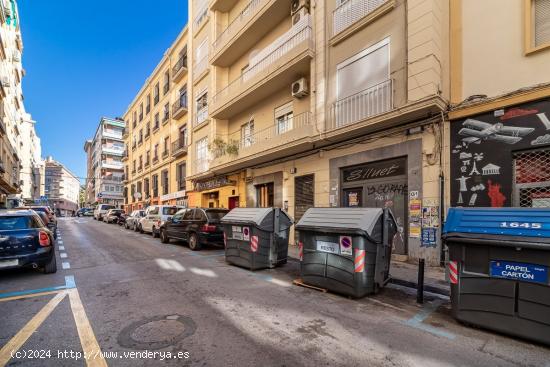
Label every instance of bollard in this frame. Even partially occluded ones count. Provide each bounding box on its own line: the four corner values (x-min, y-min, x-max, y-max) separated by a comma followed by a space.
417, 258, 425, 304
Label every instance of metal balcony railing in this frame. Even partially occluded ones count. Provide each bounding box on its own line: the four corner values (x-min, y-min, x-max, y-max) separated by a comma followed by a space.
327, 79, 393, 130
333, 0, 387, 36
212, 25, 312, 105
172, 97, 188, 117
173, 56, 188, 78
162, 149, 169, 158
212, 0, 265, 55
171, 138, 188, 156
212, 112, 312, 159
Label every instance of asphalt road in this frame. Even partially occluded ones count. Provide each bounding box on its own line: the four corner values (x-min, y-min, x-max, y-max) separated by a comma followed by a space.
1, 217, 550, 366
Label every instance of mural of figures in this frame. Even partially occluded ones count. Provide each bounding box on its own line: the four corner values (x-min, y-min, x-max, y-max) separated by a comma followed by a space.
450, 100, 550, 207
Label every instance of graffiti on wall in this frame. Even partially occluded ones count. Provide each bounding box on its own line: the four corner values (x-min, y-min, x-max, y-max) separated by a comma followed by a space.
450, 100, 550, 207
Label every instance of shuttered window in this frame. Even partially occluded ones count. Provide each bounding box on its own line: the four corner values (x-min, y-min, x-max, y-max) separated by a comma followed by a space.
535, 0, 550, 47
294, 174, 314, 222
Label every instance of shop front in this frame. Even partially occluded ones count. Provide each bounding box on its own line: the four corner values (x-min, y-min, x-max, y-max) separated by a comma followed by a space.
192, 173, 244, 209
160, 190, 187, 206
450, 100, 550, 208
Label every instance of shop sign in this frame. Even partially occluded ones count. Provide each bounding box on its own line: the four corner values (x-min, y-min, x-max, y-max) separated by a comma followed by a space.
342, 157, 406, 183
160, 190, 186, 202
194, 176, 236, 191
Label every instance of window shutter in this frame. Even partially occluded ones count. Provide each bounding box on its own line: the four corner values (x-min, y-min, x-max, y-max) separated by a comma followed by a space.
535, 0, 550, 47
294, 174, 314, 222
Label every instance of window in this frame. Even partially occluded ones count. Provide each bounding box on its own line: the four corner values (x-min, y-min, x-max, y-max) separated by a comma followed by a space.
145, 121, 150, 137
153, 144, 159, 160
163, 137, 169, 155
138, 129, 143, 144
241, 120, 254, 147
154, 83, 160, 105
163, 70, 170, 94
195, 90, 208, 125
526, 0, 550, 53
144, 178, 150, 198
256, 183, 274, 208
177, 163, 186, 190
132, 111, 137, 128
138, 155, 143, 169
161, 169, 169, 195
196, 137, 208, 173
179, 126, 188, 146
145, 150, 150, 166
154, 113, 160, 129
183, 209, 194, 220
195, 38, 208, 76
152, 174, 159, 197
131, 184, 136, 201
295, 174, 314, 222
275, 103, 293, 134
132, 160, 136, 172
137, 181, 142, 195
139, 104, 143, 121
163, 103, 169, 122
146, 94, 151, 114
179, 87, 187, 108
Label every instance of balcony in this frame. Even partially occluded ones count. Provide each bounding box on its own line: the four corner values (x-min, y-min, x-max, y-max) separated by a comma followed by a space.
145, 160, 150, 168
194, 158, 209, 175
102, 160, 124, 170
103, 130, 123, 140
122, 128, 129, 139
193, 55, 209, 82
211, 0, 292, 67
121, 150, 129, 162
332, 0, 392, 39
137, 165, 143, 173
211, 24, 314, 120
153, 155, 159, 164
210, 112, 314, 173
326, 79, 393, 131
162, 149, 169, 159
172, 98, 188, 119
171, 138, 188, 157
173, 56, 188, 82
145, 129, 150, 139
103, 146, 124, 156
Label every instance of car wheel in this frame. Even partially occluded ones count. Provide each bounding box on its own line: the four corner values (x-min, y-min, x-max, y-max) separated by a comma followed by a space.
152, 227, 159, 238
125, 222, 129, 229
160, 228, 170, 244
188, 233, 202, 251
43, 252, 57, 274
139, 224, 144, 234
134, 223, 139, 232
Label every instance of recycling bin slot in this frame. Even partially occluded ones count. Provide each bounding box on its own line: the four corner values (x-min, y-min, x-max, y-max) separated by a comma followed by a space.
443, 207, 550, 345
296, 207, 397, 298
221, 207, 293, 270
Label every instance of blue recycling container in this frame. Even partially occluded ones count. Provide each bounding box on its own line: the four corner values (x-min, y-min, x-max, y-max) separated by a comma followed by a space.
443, 208, 550, 345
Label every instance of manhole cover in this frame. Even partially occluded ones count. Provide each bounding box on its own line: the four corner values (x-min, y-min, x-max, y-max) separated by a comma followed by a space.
118, 315, 196, 350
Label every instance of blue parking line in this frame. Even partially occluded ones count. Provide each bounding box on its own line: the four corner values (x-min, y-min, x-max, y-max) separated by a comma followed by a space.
0, 275, 76, 299
404, 300, 456, 340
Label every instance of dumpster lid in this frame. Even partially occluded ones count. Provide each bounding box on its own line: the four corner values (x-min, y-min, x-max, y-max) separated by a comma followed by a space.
295, 208, 394, 237
443, 208, 550, 244
220, 207, 292, 231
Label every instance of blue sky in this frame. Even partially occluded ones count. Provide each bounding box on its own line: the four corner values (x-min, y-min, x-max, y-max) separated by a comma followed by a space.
17, 0, 188, 182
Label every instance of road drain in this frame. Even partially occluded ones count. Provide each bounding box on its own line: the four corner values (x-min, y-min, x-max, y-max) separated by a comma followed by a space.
118, 314, 196, 350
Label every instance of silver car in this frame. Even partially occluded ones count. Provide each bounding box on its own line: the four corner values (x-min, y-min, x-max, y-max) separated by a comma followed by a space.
139, 205, 183, 237
125, 210, 145, 231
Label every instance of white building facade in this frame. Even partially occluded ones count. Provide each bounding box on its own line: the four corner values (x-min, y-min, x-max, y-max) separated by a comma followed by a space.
44, 157, 79, 216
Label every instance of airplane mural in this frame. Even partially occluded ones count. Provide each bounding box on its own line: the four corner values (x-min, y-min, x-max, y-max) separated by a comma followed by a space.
458, 119, 535, 144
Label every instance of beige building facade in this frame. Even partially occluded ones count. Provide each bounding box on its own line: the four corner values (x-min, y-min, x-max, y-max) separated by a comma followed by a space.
447, 0, 550, 213
123, 27, 189, 212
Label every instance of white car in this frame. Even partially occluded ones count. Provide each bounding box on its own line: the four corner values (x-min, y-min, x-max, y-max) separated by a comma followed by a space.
139, 205, 183, 237
94, 204, 116, 221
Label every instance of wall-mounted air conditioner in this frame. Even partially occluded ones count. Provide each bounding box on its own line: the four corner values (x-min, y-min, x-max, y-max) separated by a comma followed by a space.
292, 8, 309, 26
291, 0, 310, 15
291, 77, 309, 98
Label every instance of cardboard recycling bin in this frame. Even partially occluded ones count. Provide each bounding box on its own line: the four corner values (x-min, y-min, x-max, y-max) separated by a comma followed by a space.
221, 208, 293, 270
295, 207, 397, 298
443, 208, 550, 346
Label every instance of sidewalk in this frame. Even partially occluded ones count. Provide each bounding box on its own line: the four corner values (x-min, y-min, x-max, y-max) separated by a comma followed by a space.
287, 245, 449, 296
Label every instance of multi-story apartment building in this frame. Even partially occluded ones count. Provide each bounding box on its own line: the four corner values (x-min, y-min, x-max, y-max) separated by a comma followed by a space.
86, 117, 126, 207
185, 0, 449, 264
122, 27, 189, 211
44, 157, 80, 216
19, 112, 43, 203
0, 0, 23, 206
447, 0, 550, 211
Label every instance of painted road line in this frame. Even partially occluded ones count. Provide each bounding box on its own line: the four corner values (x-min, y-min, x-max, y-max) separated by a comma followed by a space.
60, 253, 68, 258
404, 300, 456, 340
59, 246, 65, 250
62, 262, 71, 269
0, 290, 62, 303
0, 291, 67, 366
0, 275, 76, 301
68, 288, 107, 367
65, 275, 76, 288
58, 240, 64, 244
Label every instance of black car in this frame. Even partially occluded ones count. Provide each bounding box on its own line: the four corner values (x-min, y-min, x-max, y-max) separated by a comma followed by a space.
0, 210, 56, 273
14, 206, 57, 239
159, 208, 229, 250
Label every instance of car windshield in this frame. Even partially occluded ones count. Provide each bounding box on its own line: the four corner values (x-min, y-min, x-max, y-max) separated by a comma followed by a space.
0, 216, 31, 230
102, 205, 115, 210
139, 211, 145, 216
162, 207, 179, 215
206, 210, 229, 220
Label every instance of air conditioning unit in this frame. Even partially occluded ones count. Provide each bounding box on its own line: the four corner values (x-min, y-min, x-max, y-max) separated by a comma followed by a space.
291, 77, 309, 98
291, 0, 309, 15
292, 7, 309, 26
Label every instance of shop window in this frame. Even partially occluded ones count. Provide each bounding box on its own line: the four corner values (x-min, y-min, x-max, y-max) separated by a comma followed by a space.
525, 0, 550, 53
256, 183, 274, 208
275, 102, 293, 134
294, 174, 314, 222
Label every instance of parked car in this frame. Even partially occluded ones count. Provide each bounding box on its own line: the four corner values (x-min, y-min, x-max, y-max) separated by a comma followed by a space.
0, 209, 56, 273
139, 205, 183, 237
125, 210, 145, 231
103, 209, 125, 223
159, 208, 229, 250
76, 208, 93, 217
117, 212, 127, 226
94, 204, 115, 221
15, 206, 57, 239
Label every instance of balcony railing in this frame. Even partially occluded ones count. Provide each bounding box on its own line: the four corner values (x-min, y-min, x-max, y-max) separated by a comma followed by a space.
193, 55, 209, 80
212, 0, 265, 55
171, 138, 188, 157
121, 150, 129, 161
162, 113, 169, 124
145, 160, 150, 168
153, 155, 159, 164
102, 160, 124, 169
333, 0, 387, 36
194, 158, 209, 174
172, 98, 188, 119
212, 112, 313, 162
327, 79, 393, 130
173, 56, 188, 82
212, 24, 312, 106
193, 4, 209, 31
137, 165, 143, 172
162, 149, 169, 159
195, 107, 209, 127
